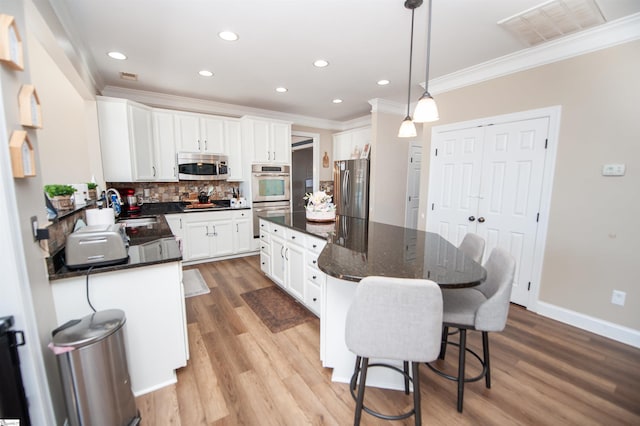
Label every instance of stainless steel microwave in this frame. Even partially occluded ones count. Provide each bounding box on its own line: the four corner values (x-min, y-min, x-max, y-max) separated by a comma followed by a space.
177, 152, 228, 180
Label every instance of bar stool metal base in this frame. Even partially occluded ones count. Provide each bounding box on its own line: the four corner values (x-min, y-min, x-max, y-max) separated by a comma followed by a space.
426, 329, 490, 412
350, 356, 422, 425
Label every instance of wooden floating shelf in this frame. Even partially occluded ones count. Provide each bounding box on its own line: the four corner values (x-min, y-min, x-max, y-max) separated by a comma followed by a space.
9, 130, 36, 178
19, 84, 43, 128
0, 14, 24, 71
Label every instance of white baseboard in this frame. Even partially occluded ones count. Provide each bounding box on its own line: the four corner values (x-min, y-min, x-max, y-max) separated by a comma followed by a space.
536, 302, 640, 349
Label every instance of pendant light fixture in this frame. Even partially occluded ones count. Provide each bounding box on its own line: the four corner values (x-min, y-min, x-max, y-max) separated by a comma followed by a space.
413, 0, 439, 123
398, 0, 423, 138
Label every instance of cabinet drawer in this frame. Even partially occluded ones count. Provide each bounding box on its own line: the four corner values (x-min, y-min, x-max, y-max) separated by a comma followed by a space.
269, 223, 285, 236
260, 252, 271, 275
259, 230, 270, 243
306, 236, 326, 253
305, 281, 321, 317
307, 251, 320, 268
306, 266, 325, 286
286, 229, 304, 245
260, 240, 271, 255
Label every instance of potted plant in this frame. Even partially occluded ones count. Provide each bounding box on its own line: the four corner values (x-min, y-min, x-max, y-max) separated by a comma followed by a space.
87, 182, 98, 201
44, 184, 76, 210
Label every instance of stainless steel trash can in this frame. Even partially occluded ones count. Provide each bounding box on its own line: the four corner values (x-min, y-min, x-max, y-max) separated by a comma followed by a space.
51, 309, 140, 426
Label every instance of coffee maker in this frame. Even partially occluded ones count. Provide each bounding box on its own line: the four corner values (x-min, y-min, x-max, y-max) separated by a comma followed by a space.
121, 188, 141, 217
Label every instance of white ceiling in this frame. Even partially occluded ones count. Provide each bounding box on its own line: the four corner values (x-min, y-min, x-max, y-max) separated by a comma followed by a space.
49, 0, 640, 122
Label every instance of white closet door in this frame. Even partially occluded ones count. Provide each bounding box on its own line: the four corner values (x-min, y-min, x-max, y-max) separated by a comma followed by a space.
426, 127, 484, 245
477, 117, 549, 306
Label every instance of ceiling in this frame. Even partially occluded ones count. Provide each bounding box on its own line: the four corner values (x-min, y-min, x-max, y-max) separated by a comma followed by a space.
48, 0, 640, 123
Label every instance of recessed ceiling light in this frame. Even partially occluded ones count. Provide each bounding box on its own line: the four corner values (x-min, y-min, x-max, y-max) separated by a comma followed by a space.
332, 99, 343, 104
275, 87, 288, 93
377, 79, 390, 85
199, 70, 214, 77
313, 59, 329, 68
218, 31, 239, 41
107, 51, 127, 60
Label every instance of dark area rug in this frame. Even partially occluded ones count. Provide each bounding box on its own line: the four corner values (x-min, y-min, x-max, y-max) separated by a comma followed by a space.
241, 286, 315, 333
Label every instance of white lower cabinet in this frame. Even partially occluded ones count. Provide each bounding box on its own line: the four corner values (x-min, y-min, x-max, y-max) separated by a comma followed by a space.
50, 262, 187, 396
259, 218, 326, 317
165, 210, 255, 263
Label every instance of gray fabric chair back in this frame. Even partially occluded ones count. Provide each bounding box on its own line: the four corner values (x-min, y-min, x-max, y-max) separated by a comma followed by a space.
345, 277, 443, 362
475, 248, 516, 332
459, 233, 485, 263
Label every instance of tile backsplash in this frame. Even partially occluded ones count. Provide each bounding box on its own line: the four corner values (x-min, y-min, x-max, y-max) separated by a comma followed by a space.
106, 181, 242, 202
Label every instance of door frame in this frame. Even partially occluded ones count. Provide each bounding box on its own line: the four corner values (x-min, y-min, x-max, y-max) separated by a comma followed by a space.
428, 105, 561, 312
291, 130, 320, 192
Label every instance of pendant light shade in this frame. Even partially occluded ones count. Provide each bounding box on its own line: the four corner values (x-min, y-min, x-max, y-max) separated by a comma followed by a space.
398, 115, 417, 138
398, 2, 421, 138
413, 0, 439, 123
413, 92, 439, 122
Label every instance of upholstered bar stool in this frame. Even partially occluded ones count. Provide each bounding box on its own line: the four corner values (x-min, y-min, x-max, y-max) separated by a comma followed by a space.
439, 233, 486, 359
345, 276, 443, 426
428, 248, 516, 412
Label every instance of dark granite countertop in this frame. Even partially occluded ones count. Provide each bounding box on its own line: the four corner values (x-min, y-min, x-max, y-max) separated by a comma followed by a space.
137, 201, 250, 215
49, 214, 181, 281
261, 212, 486, 287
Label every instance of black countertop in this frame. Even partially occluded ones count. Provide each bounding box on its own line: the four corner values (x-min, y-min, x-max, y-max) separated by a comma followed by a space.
49, 214, 182, 281
261, 212, 487, 287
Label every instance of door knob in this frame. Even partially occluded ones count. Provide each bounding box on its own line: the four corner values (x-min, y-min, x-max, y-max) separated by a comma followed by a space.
478, 217, 486, 223
468, 216, 476, 222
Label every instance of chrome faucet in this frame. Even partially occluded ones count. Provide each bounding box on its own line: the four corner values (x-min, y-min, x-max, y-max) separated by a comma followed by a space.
105, 188, 123, 216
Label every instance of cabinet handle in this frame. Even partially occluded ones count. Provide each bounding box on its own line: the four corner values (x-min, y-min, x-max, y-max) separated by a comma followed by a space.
313, 297, 317, 302
179, 218, 182, 229
173, 166, 177, 178
312, 244, 317, 248
312, 275, 317, 279
236, 224, 239, 233
280, 246, 284, 258
285, 248, 289, 261
261, 261, 265, 265
152, 166, 156, 177
198, 139, 201, 150
204, 140, 208, 150
291, 235, 296, 240
313, 260, 317, 265
273, 151, 276, 161
213, 225, 217, 236
268, 151, 271, 160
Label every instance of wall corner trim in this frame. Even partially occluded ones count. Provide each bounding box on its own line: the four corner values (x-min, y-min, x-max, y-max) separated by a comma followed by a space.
536, 301, 640, 349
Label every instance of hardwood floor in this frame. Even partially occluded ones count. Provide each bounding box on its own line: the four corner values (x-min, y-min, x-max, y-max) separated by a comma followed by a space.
136, 255, 640, 425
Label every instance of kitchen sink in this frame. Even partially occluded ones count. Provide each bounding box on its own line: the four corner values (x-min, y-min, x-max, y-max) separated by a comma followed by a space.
117, 217, 158, 228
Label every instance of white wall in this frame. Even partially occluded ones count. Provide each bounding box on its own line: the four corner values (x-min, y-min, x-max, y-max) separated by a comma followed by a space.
417, 40, 640, 332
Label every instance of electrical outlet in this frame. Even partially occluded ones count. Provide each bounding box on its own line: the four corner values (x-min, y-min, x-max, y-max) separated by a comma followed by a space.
611, 290, 626, 306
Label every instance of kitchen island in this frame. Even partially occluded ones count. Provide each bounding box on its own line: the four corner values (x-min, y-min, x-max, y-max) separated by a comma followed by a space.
260, 212, 486, 389
49, 214, 188, 395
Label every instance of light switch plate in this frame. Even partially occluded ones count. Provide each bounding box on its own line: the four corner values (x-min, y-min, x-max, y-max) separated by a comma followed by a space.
602, 164, 625, 176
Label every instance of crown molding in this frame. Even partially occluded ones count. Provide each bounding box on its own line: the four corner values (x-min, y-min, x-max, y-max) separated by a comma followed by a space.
429, 12, 640, 95
368, 98, 406, 116
101, 86, 365, 131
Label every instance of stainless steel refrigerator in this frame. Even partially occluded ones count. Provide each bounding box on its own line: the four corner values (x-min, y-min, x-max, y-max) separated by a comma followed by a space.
333, 159, 370, 219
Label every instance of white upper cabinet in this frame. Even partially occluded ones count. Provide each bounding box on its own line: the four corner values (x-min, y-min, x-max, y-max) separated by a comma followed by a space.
174, 112, 225, 154
225, 119, 244, 181
152, 109, 178, 181
333, 126, 371, 161
242, 116, 291, 164
129, 103, 155, 180
98, 96, 169, 182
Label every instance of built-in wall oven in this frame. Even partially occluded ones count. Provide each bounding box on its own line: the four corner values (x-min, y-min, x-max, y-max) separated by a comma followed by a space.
252, 164, 291, 237
251, 164, 290, 202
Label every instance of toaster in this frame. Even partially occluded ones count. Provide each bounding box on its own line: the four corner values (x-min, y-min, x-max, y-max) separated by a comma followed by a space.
65, 224, 128, 269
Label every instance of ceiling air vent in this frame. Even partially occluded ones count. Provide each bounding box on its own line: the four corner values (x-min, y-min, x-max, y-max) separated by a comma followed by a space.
498, 0, 605, 46
120, 72, 138, 81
